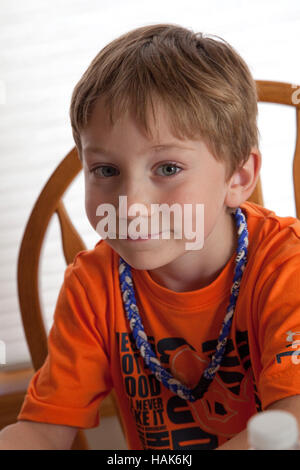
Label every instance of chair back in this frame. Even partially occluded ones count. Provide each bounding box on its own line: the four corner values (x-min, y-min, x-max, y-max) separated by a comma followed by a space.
249, 81, 300, 217
17, 149, 124, 450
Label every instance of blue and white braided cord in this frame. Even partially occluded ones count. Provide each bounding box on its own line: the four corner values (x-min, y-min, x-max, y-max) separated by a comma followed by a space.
118, 207, 248, 402
203, 207, 248, 380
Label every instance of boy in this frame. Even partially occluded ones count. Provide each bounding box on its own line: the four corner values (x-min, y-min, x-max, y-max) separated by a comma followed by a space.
1, 23, 300, 450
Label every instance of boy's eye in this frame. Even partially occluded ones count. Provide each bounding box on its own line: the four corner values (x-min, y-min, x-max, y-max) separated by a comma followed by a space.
156, 163, 182, 177
91, 163, 182, 178
92, 166, 119, 178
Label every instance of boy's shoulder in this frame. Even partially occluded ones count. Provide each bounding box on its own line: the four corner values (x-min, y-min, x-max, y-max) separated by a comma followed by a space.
241, 200, 300, 244
62, 203, 300, 289
64, 239, 117, 287
241, 200, 300, 276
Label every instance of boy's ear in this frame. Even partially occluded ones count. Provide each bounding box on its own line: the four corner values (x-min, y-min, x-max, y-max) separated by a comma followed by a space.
225, 148, 262, 208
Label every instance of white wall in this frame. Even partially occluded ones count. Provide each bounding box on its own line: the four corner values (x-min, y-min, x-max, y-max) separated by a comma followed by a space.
0, 0, 299, 449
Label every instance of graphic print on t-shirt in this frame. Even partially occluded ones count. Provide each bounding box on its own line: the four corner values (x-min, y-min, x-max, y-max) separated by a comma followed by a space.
116, 329, 259, 449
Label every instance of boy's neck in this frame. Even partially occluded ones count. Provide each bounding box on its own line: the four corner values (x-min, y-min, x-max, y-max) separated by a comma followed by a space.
147, 210, 238, 293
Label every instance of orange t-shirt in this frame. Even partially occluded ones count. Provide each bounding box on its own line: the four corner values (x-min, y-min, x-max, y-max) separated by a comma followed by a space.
18, 201, 300, 449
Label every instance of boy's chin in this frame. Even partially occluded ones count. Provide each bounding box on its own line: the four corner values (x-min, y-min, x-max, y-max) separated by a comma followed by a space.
117, 253, 168, 271
112, 247, 178, 271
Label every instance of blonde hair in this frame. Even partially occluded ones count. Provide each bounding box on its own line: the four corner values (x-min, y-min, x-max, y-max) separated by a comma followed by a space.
69, 23, 260, 183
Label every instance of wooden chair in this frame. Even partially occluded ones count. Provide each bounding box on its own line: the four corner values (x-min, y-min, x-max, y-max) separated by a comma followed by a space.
248, 81, 300, 217
0, 80, 299, 449
14, 149, 126, 450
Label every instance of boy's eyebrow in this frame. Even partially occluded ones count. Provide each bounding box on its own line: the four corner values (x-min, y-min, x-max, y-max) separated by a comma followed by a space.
83, 143, 195, 156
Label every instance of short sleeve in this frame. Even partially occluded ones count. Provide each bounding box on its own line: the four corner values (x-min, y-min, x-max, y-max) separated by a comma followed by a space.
255, 256, 300, 409
17, 264, 113, 429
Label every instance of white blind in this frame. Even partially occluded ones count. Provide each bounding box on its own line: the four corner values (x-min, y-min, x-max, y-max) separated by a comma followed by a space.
0, 0, 300, 370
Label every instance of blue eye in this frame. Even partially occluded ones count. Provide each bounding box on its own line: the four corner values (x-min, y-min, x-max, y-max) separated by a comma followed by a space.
91, 166, 119, 178
91, 163, 182, 178
156, 163, 182, 177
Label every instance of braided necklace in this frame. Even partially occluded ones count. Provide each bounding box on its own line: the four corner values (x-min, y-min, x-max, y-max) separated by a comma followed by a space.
118, 207, 248, 402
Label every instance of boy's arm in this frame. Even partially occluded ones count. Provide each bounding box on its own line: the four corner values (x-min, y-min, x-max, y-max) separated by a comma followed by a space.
0, 420, 79, 450
216, 394, 300, 450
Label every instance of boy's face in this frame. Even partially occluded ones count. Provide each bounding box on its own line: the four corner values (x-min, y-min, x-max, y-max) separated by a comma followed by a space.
80, 97, 238, 290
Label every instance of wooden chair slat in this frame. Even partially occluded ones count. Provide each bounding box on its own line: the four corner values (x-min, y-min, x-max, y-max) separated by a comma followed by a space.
55, 199, 87, 265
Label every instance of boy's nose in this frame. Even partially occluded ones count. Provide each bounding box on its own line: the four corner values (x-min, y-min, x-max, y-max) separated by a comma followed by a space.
116, 195, 157, 219
127, 203, 157, 219
116, 198, 160, 235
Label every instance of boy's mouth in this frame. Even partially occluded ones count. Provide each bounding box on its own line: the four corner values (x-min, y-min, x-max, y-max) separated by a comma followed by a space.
124, 231, 164, 242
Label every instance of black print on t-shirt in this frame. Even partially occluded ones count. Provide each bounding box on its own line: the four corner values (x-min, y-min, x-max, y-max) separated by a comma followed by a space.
116, 329, 256, 449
